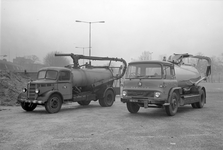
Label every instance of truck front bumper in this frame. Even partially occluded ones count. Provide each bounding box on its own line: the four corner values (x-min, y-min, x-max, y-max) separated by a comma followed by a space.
17, 98, 45, 104
17, 92, 48, 105
121, 97, 168, 107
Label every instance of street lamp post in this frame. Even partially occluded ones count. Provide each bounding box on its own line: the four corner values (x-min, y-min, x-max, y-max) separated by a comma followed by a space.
76, 20, 105, 57
75, 47, 89, 65
148, 52, 153, 60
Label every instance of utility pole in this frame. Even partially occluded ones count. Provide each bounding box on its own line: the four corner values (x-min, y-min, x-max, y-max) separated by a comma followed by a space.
76, 20, 105, 63
76, 47, 90, 65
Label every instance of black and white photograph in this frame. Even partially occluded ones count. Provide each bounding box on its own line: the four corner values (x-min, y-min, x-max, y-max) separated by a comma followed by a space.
1, 0, 223, 149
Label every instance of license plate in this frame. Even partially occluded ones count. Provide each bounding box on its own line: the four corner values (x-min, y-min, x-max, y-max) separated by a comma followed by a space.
130, 99, 138, 102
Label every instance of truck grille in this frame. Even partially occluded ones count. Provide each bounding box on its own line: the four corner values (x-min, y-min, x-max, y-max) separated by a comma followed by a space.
28, 83, 36, 100
127, 90, 154, 97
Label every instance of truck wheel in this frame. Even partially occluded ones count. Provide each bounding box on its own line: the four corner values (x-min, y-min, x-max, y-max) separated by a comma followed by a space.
45, 94, 62, 113
78, 101, 91, 106
99, 90, 115, 107
195, 90, 205, 108
126, 102, 140, 113
191, 103, 198, 108
21, 102, 37, 111
165, 92, 179, 116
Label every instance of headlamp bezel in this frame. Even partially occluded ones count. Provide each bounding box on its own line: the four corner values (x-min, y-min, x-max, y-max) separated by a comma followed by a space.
22, 88, 27, 93
122, 90, 127, 97
154, 92, 161, 98
35, 89, 40, 94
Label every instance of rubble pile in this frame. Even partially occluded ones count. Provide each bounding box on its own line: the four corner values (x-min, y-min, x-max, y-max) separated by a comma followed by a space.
0, 71, 30, 106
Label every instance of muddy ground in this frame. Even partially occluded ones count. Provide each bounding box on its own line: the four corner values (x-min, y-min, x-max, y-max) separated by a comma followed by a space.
0, 71, 31, 106
0, 83, 223, 150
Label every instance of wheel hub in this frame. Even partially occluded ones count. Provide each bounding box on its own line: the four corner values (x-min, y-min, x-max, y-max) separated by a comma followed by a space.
107, 94, 112, 104
51, 98, 58, 108
171, 98, 177, 110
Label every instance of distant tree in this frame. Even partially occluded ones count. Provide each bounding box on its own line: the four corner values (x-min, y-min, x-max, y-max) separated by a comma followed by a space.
138, 51, 153, 61
196, 52, 204, 56
192, 52, 223, 82
159, 54, 167, 61
43, 51, 70, 67
25, 55, 40, 63
212, 56, 223, 74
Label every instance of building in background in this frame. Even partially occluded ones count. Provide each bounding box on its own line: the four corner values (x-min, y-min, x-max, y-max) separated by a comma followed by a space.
13, 57, 46, 72
0, 57, 46, 72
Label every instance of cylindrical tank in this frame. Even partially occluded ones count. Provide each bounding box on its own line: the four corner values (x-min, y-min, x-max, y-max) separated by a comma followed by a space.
71, 68, 113, 87
174, 65, 201, 87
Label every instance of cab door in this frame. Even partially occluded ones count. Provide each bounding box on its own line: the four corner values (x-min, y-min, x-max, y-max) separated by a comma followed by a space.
162, 65, 177, 97
57, 71, 72, 100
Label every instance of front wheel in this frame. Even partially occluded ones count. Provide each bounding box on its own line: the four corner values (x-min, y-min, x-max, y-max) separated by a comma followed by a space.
99, 90, 115, 107
165, 92, 179, 116
126, 102, 140, 113
21, 102, 37, 111
45, 94, 62, 113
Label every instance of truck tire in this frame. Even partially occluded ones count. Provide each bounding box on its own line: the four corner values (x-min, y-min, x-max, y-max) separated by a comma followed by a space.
126, 102, 140, 113
191, 103, 198, 108
165, 92, 179, 116
99, 90, 115, 107
195, 90, 205, 108
21, 102, 37, 111
78, 101, 91, 106
45, 94, 62, 113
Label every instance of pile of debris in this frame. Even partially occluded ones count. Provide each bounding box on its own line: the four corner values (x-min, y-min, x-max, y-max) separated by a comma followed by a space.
0, 71, 31, 106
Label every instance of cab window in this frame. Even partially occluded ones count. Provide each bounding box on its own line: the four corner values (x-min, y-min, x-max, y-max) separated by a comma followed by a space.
59, 71, 70, 81
126, 63, 162, 79
163, 65, 174, 79
37, 70, 58, 80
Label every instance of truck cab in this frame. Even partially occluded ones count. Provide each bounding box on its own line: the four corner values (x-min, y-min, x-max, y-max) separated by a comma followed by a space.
18, 67, 73, 113
121, 61, 177, 107
30, 67, 73, 101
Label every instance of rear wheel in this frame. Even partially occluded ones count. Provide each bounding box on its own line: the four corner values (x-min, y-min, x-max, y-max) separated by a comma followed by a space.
78, 101, 91, 106
165, 92, 179, 116
196, 90, 205, 108
45, 94, 62, 113
99, 90, 115, 107
21, 102, 37, 111
126, 102, 140, 113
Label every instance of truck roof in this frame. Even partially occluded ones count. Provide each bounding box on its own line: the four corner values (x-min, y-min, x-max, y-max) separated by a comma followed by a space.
129, 60, 173, 65
39, 66, 71, 72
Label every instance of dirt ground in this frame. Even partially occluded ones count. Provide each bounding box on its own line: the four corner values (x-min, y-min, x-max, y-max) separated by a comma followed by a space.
0, 83, 223, 150
0, 71, 31, 106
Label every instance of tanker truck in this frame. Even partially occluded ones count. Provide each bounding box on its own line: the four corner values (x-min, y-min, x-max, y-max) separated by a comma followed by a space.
17, 53, 127, 113
121, 53, 211, 116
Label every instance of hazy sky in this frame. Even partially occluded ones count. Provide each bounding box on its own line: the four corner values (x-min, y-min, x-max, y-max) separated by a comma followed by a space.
1, 0, 223, 63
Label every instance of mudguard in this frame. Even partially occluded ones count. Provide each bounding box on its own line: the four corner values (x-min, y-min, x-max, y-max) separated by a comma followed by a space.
103, 87, 116, 100
167, 87, 182, 104
40, 90, 64, 103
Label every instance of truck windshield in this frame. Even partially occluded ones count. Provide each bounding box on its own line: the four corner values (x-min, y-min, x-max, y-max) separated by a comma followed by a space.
126, 63, 162, 79
37, 70, 58, 80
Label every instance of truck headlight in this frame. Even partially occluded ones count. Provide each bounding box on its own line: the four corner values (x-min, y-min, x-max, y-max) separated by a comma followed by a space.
122, 91, 127, 96
22, 88, 27, 93
35, 89, 40, 94
154, 92, 161, 98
